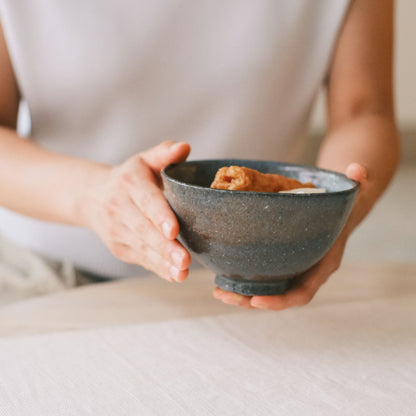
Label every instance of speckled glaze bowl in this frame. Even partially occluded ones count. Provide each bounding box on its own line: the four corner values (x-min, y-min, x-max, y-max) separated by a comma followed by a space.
161, 159, 359, 296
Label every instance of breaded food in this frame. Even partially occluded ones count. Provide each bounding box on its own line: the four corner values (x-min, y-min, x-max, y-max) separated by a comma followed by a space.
210, 165, 316, 192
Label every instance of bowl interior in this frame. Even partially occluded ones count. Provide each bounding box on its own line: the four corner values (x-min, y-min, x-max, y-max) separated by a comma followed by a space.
163, 159, 358, 193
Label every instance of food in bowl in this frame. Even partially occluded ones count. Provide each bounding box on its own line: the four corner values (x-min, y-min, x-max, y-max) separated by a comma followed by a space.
210, 165, 316, 192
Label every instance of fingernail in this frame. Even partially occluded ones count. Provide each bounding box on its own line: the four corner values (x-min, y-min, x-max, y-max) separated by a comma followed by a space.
171, 251, 183, 268
162, 221, 171, 238
230, 294, 245, 304
212, 288, 221, 299
251, 301, 267, 309
169, 265, 180, 281
171, 142, 184, 152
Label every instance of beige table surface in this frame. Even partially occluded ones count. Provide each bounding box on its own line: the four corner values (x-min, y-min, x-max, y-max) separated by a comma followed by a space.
0, 263, 415, 415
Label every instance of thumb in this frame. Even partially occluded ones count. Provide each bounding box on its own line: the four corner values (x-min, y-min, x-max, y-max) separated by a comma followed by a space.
346, 162, 368, 193
342, 163, 370, 235
141, 141, 191, 174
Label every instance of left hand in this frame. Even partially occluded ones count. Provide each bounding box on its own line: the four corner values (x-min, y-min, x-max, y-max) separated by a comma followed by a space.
212, 163, 368, 310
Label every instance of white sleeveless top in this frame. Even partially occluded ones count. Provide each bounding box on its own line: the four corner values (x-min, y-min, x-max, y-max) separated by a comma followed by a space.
0, 0, 350, 277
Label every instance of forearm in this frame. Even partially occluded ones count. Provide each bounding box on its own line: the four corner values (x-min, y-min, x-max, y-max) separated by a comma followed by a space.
0, 126, 108, 226
316, 113, 400, 233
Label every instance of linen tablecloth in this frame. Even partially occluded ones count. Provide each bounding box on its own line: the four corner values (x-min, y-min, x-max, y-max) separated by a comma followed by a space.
0, 264, 415, 415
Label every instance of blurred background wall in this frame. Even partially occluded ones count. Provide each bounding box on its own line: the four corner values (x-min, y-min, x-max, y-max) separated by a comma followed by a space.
393, 0, 416, 131
18, 1, 415, 152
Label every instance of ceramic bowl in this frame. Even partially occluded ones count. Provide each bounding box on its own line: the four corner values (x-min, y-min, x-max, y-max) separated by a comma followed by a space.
161, 159, 359, 296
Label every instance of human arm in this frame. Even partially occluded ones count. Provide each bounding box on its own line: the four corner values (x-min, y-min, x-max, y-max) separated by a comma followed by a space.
0, 23, 190, 281
213, 0, 400, 309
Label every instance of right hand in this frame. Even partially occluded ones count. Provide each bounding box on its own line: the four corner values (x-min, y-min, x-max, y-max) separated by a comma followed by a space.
79, 141, 192, 282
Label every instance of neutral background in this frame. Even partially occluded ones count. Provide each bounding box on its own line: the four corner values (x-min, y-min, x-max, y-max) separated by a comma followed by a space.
15, 0, 416, 265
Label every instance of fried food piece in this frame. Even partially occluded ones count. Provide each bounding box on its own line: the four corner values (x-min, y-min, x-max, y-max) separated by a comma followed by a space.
210, 165, 315, 192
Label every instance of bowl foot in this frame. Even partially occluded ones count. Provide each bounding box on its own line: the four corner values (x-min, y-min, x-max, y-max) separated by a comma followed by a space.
215, 275, 291, 296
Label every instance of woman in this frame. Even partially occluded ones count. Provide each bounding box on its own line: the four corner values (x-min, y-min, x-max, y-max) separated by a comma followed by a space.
0, 0, 400, 309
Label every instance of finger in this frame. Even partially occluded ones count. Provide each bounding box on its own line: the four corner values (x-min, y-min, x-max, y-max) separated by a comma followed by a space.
117, 142, 190, 239
346, 162, 368, 192
110, 240, 189, 283
344, 163, 369, 233
140, 141, 191, 176
248, 214, 348, 311
250, 257, 334, 310
113, 156, 181, 240
118, 200, 191, 270
213, 287, 253, 309
250, 284, 315, 310
129, 178, 181, 240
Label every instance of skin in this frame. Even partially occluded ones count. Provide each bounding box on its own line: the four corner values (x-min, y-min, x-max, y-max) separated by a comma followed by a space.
214, 0, 400, 309
0, 0, 399, 309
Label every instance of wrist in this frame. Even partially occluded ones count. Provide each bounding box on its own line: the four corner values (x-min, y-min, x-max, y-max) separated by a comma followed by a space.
71, 160, 112, 229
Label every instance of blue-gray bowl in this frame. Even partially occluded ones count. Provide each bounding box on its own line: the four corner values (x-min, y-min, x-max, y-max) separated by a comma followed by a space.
161, 159, 359, 296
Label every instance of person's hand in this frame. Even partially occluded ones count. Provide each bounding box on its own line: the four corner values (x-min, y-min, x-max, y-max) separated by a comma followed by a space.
79, 141, 192, 282
212, 162, 368, 310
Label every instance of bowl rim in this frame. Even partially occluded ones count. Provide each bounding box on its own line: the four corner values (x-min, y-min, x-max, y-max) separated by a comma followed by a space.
161, 159, 360, 197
